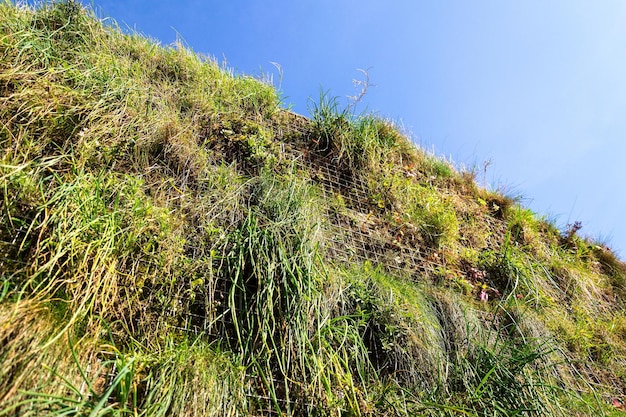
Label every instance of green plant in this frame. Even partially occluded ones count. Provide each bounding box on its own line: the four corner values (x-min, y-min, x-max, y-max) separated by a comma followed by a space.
1, 1, 625, 415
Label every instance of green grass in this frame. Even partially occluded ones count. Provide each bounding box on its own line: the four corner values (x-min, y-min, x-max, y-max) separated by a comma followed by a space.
2, 1, 626, 416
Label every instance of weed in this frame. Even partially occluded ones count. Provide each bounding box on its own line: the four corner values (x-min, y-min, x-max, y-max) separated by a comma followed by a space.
0, 1, 624, 416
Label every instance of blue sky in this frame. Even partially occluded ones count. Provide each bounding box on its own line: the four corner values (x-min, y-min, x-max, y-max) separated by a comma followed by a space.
82, 1, 626, 256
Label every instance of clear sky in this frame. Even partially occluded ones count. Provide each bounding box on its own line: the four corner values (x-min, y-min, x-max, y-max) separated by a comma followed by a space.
80, 0, 626, 257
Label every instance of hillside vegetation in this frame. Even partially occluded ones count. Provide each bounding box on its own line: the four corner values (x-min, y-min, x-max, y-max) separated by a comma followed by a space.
2, 1, 626, 416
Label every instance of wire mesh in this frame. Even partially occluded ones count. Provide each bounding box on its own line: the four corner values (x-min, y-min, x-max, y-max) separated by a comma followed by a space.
275, 113, 434, 276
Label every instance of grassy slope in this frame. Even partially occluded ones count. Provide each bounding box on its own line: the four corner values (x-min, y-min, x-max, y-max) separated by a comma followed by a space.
1, 1, 626, 416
